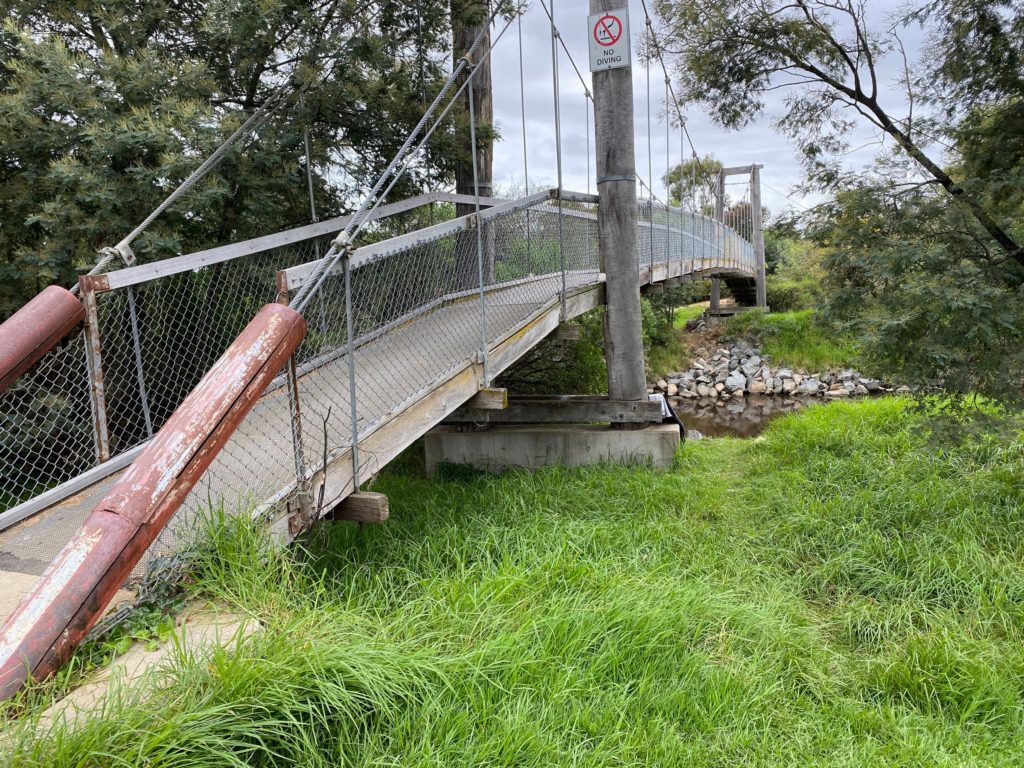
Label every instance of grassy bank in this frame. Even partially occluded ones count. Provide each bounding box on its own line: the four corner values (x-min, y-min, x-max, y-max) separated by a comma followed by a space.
726, 309, 859, 370
5, 399, 1024, 766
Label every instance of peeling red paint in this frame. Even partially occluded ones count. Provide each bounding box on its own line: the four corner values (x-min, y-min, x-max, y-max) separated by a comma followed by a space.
0, 303, 306, 700
0, 286, 85, 393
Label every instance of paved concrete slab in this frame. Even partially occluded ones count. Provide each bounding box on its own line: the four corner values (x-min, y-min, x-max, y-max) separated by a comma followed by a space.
38, 606, 258, 731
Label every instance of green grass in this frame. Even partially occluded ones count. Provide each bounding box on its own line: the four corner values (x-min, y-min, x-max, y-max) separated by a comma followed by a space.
726, 309, 859, 371
6, 399, 1024, 766
673, 302, 707, 327
647, 327, 689, 378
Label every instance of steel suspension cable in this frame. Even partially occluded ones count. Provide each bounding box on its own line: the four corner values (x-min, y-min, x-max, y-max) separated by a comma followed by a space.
516, 11, 532, 274
645, 19, 654, 269
518, 11, 529, 194
636, 0, 725, 211
72, 79, 299, 294
291, 7, 507, 313
300, 91, 319, 225
121, 80, 299, 252
536, 0, 591, 95
550, 0, 566, 319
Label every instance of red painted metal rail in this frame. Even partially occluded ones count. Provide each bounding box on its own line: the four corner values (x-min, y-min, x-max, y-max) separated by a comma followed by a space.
0, 303, 306, 700
0, 285, 84, 394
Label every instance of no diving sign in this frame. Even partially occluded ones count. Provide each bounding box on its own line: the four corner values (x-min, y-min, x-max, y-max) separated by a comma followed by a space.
588, 8, 630, 72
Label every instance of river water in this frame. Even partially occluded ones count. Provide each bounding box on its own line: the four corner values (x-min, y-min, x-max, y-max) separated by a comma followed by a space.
669, 395, 812, 438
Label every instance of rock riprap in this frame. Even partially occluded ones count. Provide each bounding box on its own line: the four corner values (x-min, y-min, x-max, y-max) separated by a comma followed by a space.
652, 340, 891, 401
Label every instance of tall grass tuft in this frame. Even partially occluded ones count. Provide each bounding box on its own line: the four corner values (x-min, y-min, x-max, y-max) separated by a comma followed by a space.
5, 398, 1024, 766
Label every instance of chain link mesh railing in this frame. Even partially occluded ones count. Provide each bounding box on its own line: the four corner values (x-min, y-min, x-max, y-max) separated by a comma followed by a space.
637, 198, 755, 277
0, 189, 756, 579
0, 196, 459, 572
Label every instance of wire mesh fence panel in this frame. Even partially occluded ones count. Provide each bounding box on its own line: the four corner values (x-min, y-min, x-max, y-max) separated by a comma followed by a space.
0, 330, 96, 511
91, 237, 329, 460
0, 198, 453, 579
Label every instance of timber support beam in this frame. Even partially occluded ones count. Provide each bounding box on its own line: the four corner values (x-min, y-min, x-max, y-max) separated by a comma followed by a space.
443, 395, 664, 426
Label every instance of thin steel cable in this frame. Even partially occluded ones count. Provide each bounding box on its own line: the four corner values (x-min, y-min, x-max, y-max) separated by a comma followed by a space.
550, 0, 566, 319
586, 93, 592, 195
347, 12, 514, 239
664, 76, 671, 267
120, 79, 298, 251
70, 80, 299, 296
519, 11, 533, 274
637, 0, 724, 209
352, 14, 515, 232
518, 12, 529, 193
536, 0, 590, 95
291, 7, 505, 312
645, 19, 654, 269
300, 91, 319, 224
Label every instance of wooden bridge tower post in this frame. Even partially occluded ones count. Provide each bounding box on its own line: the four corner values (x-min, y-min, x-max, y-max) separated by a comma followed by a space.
710, 168, 725, 312
590, 0, 647, 424
751, 164, 767, 308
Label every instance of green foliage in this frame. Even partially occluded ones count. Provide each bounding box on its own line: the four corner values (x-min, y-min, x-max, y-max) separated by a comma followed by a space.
498, 290, 701, 393
9, 400, 1024, 764
658, 0, 1024, 401
0, 1, 456, 317
813, 179, 1024, 398
663, 154, 721, 211
646, 280, 709, 328
725, 309, 858, 371
764, 232, 824, 312
496, 308, 608, 395
673, 302, 706, 328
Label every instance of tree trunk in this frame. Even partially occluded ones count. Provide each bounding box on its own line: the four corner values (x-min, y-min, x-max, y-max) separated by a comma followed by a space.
451, 0, 494, 290
451, 0, 493, 213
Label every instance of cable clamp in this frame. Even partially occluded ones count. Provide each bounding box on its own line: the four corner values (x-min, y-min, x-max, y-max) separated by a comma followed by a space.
332, 230, 356, 254
460, 54, 475, 70
101, 242, 136, 266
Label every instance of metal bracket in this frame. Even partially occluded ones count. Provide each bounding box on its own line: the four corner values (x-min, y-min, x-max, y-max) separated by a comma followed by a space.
332, 229, 355, 252
596, 174, 636, 185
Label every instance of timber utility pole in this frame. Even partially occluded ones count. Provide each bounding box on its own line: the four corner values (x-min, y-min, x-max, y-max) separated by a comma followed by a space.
452, 0, 493, 216
589, 0, 647, 425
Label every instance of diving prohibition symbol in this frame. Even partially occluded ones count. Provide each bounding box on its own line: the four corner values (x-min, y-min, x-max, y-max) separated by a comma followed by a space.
593, 14, 623, 46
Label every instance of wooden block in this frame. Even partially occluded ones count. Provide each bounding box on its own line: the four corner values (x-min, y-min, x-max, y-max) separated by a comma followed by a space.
553, 323, 582, 341
642, 283, 664, 295
329, 492, 389, 523
465, 387, 508, 410
663, 277, 680, 289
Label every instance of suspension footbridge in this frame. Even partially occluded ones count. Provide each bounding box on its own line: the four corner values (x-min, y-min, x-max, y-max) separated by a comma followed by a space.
0, 0, 764, 699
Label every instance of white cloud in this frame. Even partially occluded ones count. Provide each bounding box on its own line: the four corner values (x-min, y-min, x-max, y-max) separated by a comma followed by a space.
488, 0, 926, 217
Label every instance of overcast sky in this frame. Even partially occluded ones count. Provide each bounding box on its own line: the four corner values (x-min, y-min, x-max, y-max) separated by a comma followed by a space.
488, 0, 928, 218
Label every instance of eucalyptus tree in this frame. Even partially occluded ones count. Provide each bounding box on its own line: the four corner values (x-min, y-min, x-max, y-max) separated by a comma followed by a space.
657, 0, 1024, 399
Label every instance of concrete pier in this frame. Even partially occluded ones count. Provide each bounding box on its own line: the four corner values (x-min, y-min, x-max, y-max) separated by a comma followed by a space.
424, 423, 680, 477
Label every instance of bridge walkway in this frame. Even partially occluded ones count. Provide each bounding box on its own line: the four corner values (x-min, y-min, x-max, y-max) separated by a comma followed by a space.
0, 190, 753, 580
